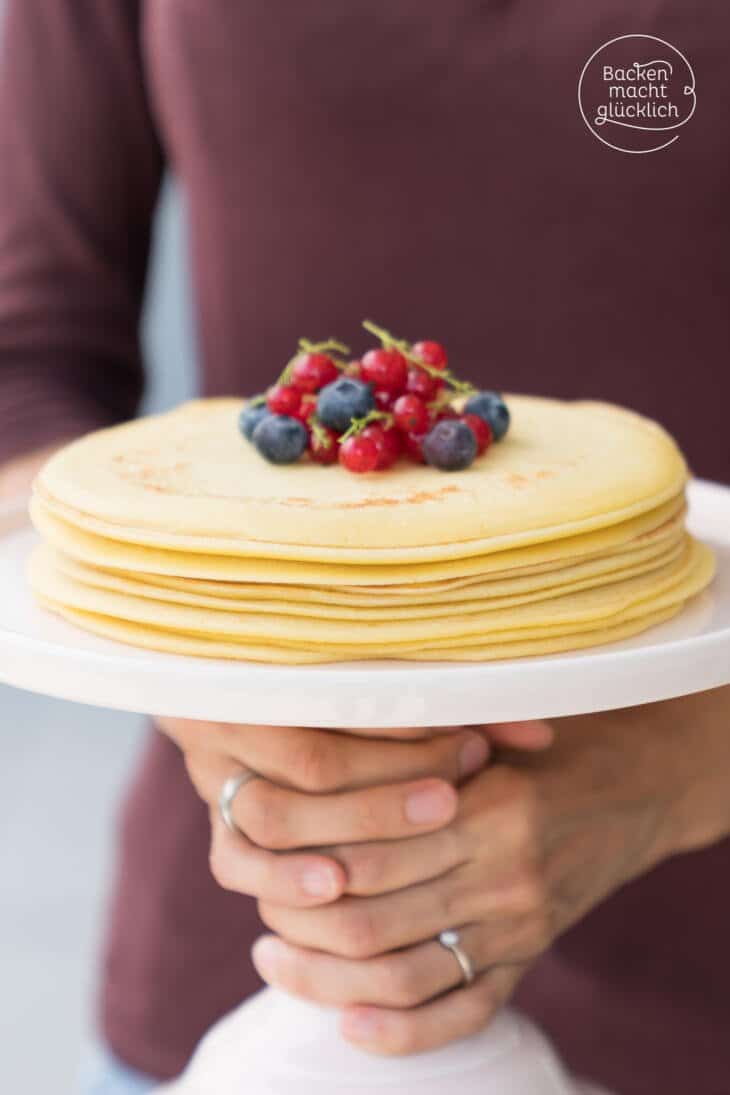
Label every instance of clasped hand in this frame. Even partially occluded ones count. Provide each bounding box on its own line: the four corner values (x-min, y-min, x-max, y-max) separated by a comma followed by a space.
159, 690, 728, 1054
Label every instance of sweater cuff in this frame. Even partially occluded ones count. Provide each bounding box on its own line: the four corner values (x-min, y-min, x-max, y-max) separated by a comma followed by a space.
0, 356, 142, 466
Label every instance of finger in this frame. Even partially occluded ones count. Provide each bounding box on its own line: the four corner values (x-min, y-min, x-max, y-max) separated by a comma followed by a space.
251, 923, 500, 1008
208, 808, 346, 906
185, 751, 348, 905
165, 718, 488, 794
325, 824, 467, 896
340, 964, 527, 1055
259, 838, 544, 960
232, 775, 458, 851
484, 720, 554, 751
259, 870, 477, 958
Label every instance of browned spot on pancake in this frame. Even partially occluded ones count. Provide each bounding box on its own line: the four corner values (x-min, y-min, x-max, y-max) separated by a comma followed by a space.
535, 469, 557, 480
506, 473, 530, 488
281, 485, 461, 509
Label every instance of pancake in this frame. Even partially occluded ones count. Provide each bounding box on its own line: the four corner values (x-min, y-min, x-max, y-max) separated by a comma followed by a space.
29, 395, 713, 664
29, 492, 686, 587
33, 595, 683, 664
36, 396, 688, 560
28, 538, 713, 651
45, 537, 688, 618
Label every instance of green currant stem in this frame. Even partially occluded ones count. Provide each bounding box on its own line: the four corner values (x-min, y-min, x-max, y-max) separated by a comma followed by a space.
299, 337, 351, 357
277, 337, 352, 385
362, 319, 477, 396
309, 416, 334, 449
248, 393, 267, 407
338, 409, 394, 443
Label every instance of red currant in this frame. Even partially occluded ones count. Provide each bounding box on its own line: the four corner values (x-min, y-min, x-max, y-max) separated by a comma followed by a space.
403, 431, 427, 463
339, 434, 379, 473
361, 348, 408, 395
406, 367, 441, 401
374, 388, 395, 412
413, 339, 448, 370
411, 340, 447, 369
291, 353, 339, 393
461, 413, 493, 456
309, 425, 339, 464
294, 393, 318, 423
393, 393, 429, 434
267, 384, 301, 416
362, 424, 402, 470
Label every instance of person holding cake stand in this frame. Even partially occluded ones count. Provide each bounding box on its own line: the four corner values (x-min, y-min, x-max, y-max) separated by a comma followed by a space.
0, 3, 729, 1094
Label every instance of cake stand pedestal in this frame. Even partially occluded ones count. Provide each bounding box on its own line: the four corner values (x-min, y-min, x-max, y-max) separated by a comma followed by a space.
2, 479, 730, 1095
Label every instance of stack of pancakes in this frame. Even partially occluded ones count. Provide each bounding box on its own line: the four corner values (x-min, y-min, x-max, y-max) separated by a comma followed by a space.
29, 397, 714, 663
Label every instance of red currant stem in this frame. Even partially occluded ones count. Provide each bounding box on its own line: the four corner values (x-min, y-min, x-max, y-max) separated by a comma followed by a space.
338, 409, 394, 443
248, 394, 267, 407
416, 361, 477, 395
309, 417, 334, 449
362, 319, 408, 352
361, 320, 477, 396
427, 393, 454, 413
298, 337, 351, 357
277, 355, 299, 386
276, 337, 352, 385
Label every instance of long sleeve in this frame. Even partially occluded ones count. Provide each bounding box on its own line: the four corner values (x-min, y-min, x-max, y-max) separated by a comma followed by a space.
0, 0, 164, 464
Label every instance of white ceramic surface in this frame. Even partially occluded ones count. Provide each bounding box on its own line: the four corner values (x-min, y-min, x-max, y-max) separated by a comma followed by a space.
160, 991, 610, 1095
1, 479, 728, 728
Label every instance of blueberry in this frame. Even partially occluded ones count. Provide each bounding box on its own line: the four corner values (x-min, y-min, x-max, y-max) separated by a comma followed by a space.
422, 419, 477, 471
252, 414, 308, 464
464, 391, 510, 441
316, 377, 375, 434
239, 399, 270, 440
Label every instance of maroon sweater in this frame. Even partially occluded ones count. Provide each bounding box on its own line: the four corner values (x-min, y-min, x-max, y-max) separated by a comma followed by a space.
1, 2, 729, 1091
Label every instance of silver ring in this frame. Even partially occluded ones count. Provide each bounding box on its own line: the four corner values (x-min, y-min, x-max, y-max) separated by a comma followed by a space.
219, 771, 259, 836
438, 928, 476, 986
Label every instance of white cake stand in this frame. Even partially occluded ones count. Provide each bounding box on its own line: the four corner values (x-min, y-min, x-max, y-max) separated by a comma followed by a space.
2, 478, 730, 1095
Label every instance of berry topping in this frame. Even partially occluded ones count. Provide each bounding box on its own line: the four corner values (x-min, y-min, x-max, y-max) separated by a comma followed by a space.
373, 388, 396, 412
361, 348, 408, 395
461, 412, 493, 455
393, 393, 429, 434
411, 340, 447, 369
267, 384, 301, 416
406, 366, 441, 401
239, 399, 270, 441
339, 434, 379, 474
308, 421, 339, 464
464, 391, 510, 441
403, 431, 427, 463
240, 322, 507, 473
294, 393, 318, 423
422, 419, 478, 471
291, 352, 339, 393
317, 377, 376, 433
253, 414, 309, 464
362, 423, 402, 470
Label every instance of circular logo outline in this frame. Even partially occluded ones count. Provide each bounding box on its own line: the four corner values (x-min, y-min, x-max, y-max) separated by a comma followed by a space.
578, 34, 696, 154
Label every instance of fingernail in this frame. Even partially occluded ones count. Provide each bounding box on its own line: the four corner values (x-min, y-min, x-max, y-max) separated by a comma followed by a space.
300, 866, 339, 898
252, 935, 283, 978
405, 783, 454, 825
343, 1009, 381, 1042
459, 732, 489, 778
